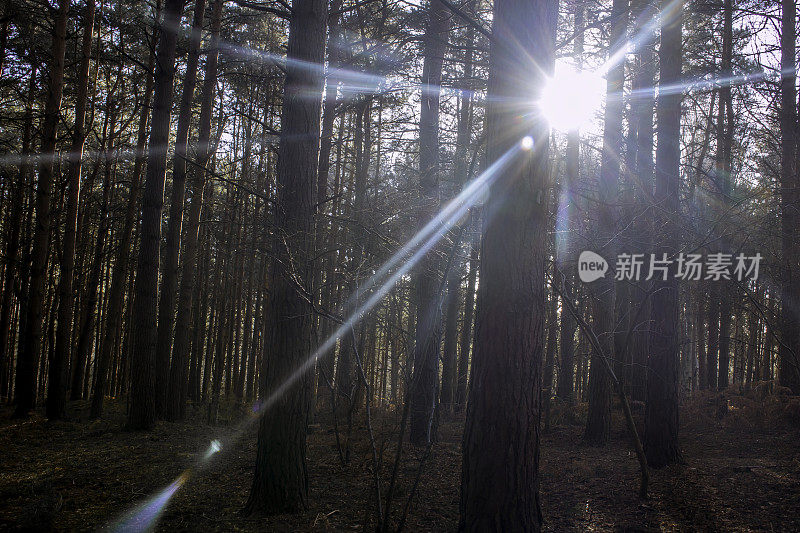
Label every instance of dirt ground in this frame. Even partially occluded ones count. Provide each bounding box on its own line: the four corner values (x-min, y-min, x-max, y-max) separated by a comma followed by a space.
1, 391, 799, 532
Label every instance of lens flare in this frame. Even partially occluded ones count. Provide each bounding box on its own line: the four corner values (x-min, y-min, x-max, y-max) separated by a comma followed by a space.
104, 140, 527, 533
110, 471, 189, 533
539, 61, 605, 132
204, 440, 222, 460
521, 136, 534, 150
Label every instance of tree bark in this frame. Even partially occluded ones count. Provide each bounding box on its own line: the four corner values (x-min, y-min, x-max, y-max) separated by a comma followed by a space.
706, 283, 719, 389
458, 0, 556, 528
0, 62, 36, 400
47, 0, 96, 418
556, 1, 585, 406
73, 87, 117, 403
644, 0, 683, 469
127, 0, 185, 430
543, 279, 558, 429
90, 13, 159, 418
628, 0, 656, 402
245, 0, 326, 513
14, 0, 69, 417
716, 4, 733, 389
154, 0, 207, 418
440, 265, 459, 411
441, 22, 474, 413
335, 102, 371, 417
409, 0, 450, 446
695, 292, 706, 389
166, 0, 224, 421
585, 0, 627, 446
455, 207, 478, 410
779, 0, 800, 393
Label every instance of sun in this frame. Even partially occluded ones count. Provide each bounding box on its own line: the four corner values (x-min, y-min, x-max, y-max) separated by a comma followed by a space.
539, 60, 606, 132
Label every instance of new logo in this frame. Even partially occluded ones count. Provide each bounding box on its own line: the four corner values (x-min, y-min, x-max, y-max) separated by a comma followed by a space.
578, 251, 608, 283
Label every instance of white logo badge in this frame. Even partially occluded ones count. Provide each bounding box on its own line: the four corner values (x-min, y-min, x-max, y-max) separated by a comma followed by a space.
578, 251, 609, 283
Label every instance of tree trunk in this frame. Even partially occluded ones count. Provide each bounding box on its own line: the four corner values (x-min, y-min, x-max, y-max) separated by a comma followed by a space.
73, 92, 116, 403
441, 24, 474, 413
335, 102, 371, 417
458, 0, 556, 528
14, 0, 69, 417
556, 1, 583, 406
0, 62, 36, 400
166, 0, 223, 421
779, 0, 800, 393
628, 0, 655, 402
644, 0, 682, 468
543, 280, 558, 429
455, 207, 478, 410
90, 14, 159, 418
409, 0, 450, 446
127, 0, 185, 430
155, 0, 207, 418
696, 293, 706, 390
706, 283, 719, 389
189, 226, 210, 402
585, 0, 627, 446
716, 4, 733, 389
556, 0, 585, 406
245, 0, 326, 513
440, 266, 459, 411
47, 0, 96, 419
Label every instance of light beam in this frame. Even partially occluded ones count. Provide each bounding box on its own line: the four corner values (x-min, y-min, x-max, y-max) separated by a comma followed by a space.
105, 139, 528, 532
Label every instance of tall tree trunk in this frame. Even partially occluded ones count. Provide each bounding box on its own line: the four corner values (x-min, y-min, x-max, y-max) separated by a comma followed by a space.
585, 0, 627, 446
556, 1, 584, 406
48, 0, 96, 419
225, 192, 245, 400
745, 299, 759, 387
189, 225, 210, 402
155, 0, 207, 417
166, 0, 223, 421
716, 4, 733, 389
127, 0, 185, 430
644, 0, 682, 468
313, 1, 344, 401
557, 273, 577, 403
316, 1, 342, 210
458, 0, 556, 528
628, 0, 656, 402
0, 0, 9, 76
335, 103, 370, 416
695, 293, 706, 389
14, 0, 69, 417
409, 0, 450, 446
236, 190, 254, 403
0, 62, 36, 399
706, 283, 719, 389
246, 278, 264, 402
543, 279, 558, 429
455, 207, 478, 410
209, 212, 233, 422
440, 237, 460, 412
441, 23, 474, 413
779, 0, 800, 393
73, 88, 116, 402
15, 153, 36, 404
90, 13, 159, 418
245, 0, 326, 513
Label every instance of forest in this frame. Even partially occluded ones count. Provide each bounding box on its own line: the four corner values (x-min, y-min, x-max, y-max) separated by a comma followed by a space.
0, 0, 799, 530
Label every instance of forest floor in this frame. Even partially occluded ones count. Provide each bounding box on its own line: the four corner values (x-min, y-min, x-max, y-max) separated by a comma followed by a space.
1, 389, 800, 532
